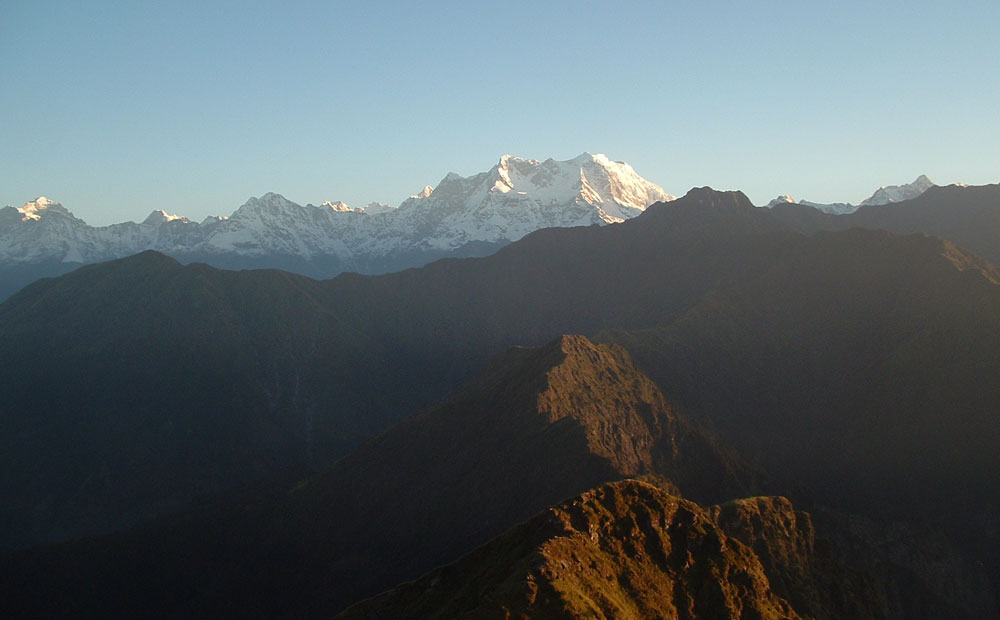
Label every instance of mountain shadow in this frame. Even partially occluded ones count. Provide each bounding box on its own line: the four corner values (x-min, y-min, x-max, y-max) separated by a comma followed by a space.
0, 335, 756, 619
770, 183, 1000, 265
2, 186, 1000, 616
0, 188, 792, 549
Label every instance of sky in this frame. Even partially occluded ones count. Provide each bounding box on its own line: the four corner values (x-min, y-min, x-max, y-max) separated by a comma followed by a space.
2, 0, 999, 225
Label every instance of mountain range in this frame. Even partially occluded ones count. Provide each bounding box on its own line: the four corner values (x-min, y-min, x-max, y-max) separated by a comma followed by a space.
2, 182, 999, 618
767, 182, 1000, 265
5, 158, 1000, 618
0, 158, 946, 303
765, 175, 937, 214
0, 153, 670, 300
3, 335, 766, 618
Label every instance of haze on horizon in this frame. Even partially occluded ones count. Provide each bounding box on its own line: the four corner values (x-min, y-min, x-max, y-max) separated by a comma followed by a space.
2, 0, 998, 225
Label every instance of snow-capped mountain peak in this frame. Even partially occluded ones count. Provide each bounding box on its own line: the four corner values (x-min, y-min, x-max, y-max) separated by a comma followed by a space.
860, 175, 935, 206
320, 200, 355, 213
360, 202, 394, 215
425, 152, 671, 214
142, 210, 190, 225
382, 153, 673, 253
767, 175, 938, 215
766, 195, 796, 208
235, 192, 299, 214
0, 153, 671, 275
411, 185, 435, 199
17, 197, 73, 221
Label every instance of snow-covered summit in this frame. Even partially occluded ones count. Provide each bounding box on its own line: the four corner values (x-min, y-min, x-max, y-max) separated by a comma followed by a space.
404, 152, 671, 219
235, 192, 301, 214
411, 186, 434, 199
800, 200, 858, 215
314, 200, 395, 214
384, 152, 672, 251
766, 175, 937, 215
860, 175, 935, 206
15, 197, 74, 222
320, 200, 355, 213
143, 210, 190, 225
766, 195, 796, 208
360, 202, 394, 215
761, 192, 855, 215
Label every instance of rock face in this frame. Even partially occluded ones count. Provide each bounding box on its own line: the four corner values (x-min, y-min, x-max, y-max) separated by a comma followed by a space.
337, 480, 883, 620
0, 153, 672, 299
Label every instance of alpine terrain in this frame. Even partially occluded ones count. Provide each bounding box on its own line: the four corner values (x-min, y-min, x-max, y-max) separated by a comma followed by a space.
0, 153, 671, 300
764, 175, 937, 214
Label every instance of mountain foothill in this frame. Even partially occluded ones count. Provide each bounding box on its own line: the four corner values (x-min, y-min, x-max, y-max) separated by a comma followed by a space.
1, 163, 999, 618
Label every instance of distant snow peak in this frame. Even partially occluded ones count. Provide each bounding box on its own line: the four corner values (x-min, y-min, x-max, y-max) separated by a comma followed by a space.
411, 185, 434, 199
487, 152, 669, 211
386, 152, 673, 250
800, 200, 858, 216
766, 195, 796, 208
860, 175, 935, 206
143, 210, 190, 225
763, 194, 857, 215
29, 196, 57, 208
321, 200, 355, 213
238, 192, 298, 212
360, 202, 394, 215
769, 175, 936, 215
17, 196, 70, 221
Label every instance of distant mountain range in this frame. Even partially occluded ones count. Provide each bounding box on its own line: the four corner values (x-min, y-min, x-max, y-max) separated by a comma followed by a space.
0, 153, 671, 299
767, 182, 1000, 265
0, 158, 950, 302
765, 175, 937, 214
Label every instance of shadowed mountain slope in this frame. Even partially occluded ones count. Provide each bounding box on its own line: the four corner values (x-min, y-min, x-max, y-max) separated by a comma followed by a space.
0, 251, 386, 548
770, 183, 1000, 265
0, 188, 789, 549
602, 227, 1000, 518
1, 334, 755, 618
3, 186, 1000, 616
2, 186, 1000, 588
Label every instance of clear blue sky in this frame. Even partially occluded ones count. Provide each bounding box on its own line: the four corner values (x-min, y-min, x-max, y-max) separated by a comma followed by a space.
3, 0, 998, 225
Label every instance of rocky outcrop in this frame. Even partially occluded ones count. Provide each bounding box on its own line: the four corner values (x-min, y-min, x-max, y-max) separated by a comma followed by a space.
338, 480, 883, 620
